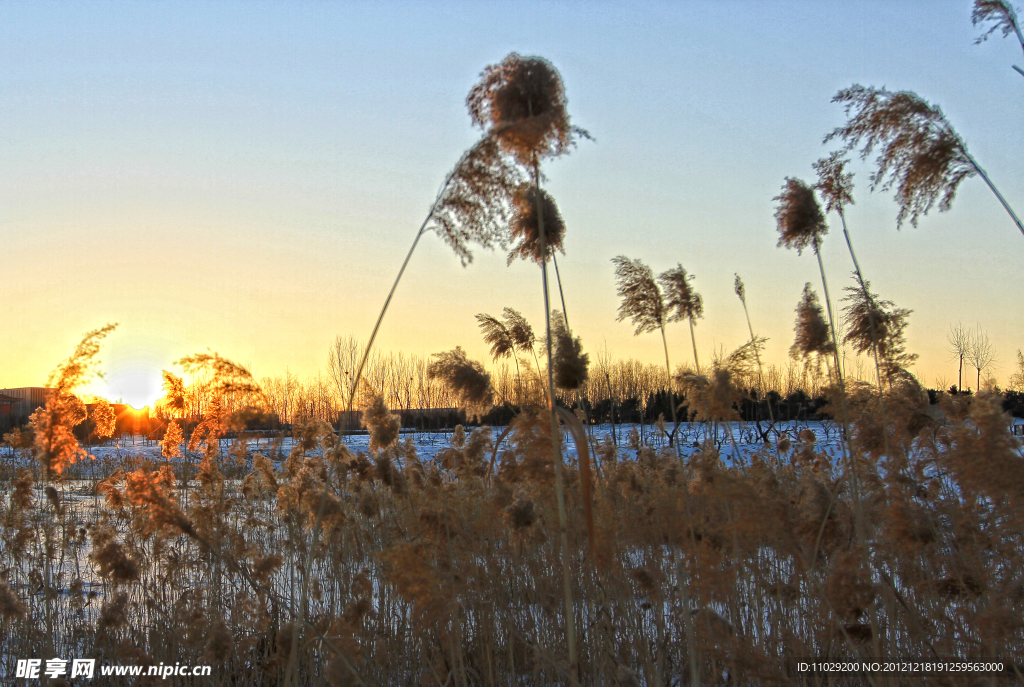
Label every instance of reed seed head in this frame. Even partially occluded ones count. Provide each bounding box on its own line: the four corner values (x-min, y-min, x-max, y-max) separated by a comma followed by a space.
0, 582, 26, 621
430, 137, 525, 266
791, 284, 833, 360
842, 280, 917, 380
502, 307, 536, 350
361, 395, 401, 452
612, 256, 665, 335
826, 85, 975, 228
973, 1, 1021, 44
813, 151, 855, 214
467, 53, 581, 164
427, 347, 494, 419
507, 184, 566, 265
506, 496, 537, 529
551, 311, 589, 390
477, 313, 515, 360
162, 370, 187, 414
734, 273, 746, 304
97, 592, 130, 630
775, 177, 828, 254
659, 263, 703, 323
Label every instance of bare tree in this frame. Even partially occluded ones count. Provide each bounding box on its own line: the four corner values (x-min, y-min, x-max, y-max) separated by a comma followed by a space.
967, 324, 997, 392
947, 323, 972, 393
1009, 350, 1024, 392
328, 335, 362, 408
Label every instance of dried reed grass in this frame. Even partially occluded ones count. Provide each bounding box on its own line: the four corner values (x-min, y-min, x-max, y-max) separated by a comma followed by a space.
791, 284, 833, 361
427, 347, 494, 419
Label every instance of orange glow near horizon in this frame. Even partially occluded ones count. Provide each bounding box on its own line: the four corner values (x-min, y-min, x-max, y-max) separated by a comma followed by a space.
85, 370, 163, 410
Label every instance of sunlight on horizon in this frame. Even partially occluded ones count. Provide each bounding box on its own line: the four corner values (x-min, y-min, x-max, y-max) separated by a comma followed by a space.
86, 369, 163, 409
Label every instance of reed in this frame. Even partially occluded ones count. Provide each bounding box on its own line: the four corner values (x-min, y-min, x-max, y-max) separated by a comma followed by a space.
2, 340, 1023, 684
827, 84, 1024, 238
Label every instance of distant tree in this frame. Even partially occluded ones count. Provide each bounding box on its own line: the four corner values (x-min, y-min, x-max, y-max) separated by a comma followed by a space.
948, 322, 972, 392
966, 325, 997, 393
1010, 349, 1024, 392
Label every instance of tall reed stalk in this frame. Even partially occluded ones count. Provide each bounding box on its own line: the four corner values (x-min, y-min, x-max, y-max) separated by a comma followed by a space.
734, 274, 774, 426
532, 162, 578, 683
774, 177, 867, 544
612, 256, 681, 450
467, 52, 588, 684
814, 154, 894, 461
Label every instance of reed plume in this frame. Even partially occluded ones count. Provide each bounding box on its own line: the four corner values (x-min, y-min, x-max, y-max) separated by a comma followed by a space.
124, 469, 196, 537
31, 324, 117, 477
507, 184, 566, 264
612, 256, 665, 334
677, 339, 761, 424
427, 347, 494, 419
826, 84, 1024, 236
477, 313, 516, 360
813, 151, 855, 214
775, 177, 828, 254
89, 398, 116, 443
175, 353, 262, 457
660, 264, 703, 323
430, 136, 525, 266
503, 307, 536, 351
551, 311, 589, 390
842, 281, 917, 385
790, 284, 833, 361
467, 53, 586, 165
734, 274, 773, 425
162, 370, 187, 417
973, 0, 1024, 57
161, 420, 183, 460
177, 352, 260, 397
0, 582, 26, 621
361, 395, 401, 452
612, 256, 683, 447
89, 527, 140, 584
477, 308, 537, 405
660, 263, 704, 374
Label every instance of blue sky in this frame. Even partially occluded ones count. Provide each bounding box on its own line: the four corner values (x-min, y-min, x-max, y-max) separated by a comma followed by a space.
2, 0, 1022, 403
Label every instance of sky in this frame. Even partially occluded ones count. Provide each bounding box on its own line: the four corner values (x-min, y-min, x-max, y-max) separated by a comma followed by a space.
2, 0, 1023, 407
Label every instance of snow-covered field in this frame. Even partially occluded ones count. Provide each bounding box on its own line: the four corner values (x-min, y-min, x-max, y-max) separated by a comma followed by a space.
0, 419, 841, 475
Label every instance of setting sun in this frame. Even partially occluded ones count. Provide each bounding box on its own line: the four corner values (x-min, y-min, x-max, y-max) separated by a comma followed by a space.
91, 369, 163, 409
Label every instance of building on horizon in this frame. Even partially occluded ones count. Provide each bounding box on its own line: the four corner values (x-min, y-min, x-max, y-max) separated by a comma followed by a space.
0, 387, 51, 427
